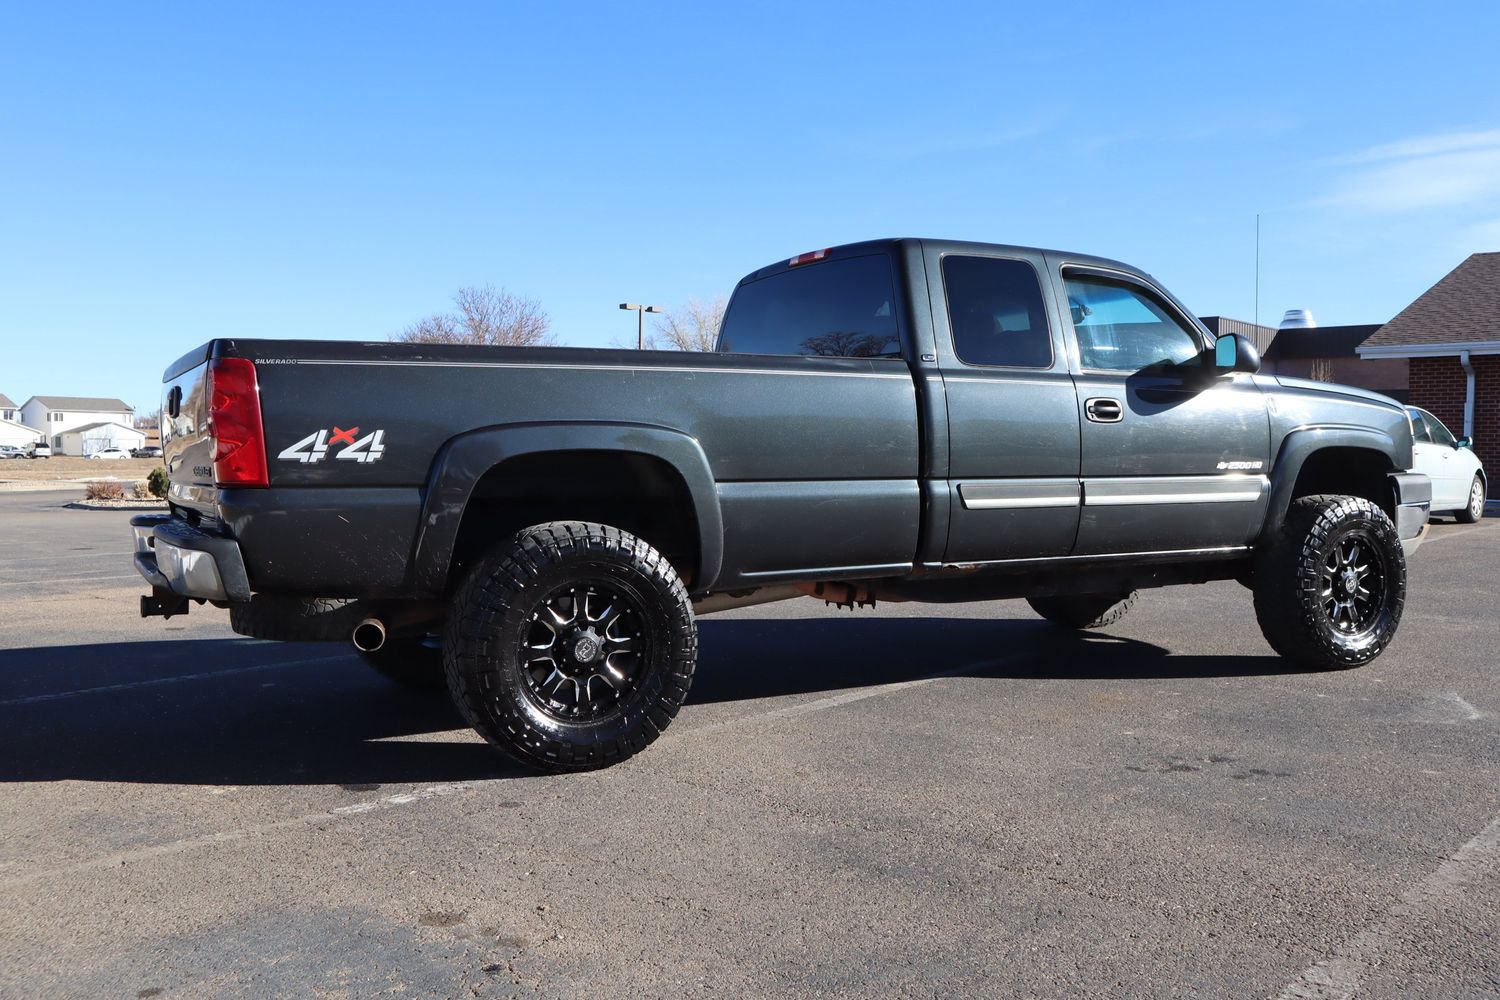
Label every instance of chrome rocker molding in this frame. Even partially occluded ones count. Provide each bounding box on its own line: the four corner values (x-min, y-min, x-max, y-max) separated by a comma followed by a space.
959, 475, 1269, 511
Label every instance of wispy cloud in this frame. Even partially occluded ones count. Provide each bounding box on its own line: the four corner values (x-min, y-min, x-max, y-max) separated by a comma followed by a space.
1326, 128, 1500, 213
833, 105, 1065, 160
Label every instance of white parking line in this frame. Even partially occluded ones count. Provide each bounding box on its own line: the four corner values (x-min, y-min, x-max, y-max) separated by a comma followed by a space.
0, 653, 350, 707
0, 655, 1012, 886
0, 573, 139, 588
1274, 807, 1500, 1000
0, 782, 474, 890
1419, 524, 1500, 547
0, 551, 130, 566
679, 661, 1007, 741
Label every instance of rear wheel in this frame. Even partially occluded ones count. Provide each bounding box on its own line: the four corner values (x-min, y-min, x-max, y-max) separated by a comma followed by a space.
1456, 474, 1485, 524
444, 521, 696, 772
229, 595, 366, 642
1253, 494, 1405, 669
1027, 591, 1137, 630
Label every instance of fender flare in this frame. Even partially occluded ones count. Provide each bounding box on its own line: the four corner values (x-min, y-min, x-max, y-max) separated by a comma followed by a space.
1261, 425, 1401, 537
408, 421, 724, 595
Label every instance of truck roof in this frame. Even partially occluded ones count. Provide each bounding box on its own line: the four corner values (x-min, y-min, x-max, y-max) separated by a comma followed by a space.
733, 237, 1153, 288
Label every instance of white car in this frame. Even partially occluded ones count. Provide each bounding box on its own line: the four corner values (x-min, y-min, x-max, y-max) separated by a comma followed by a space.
1408, 407, 1487, 522
88, 448, 132, 460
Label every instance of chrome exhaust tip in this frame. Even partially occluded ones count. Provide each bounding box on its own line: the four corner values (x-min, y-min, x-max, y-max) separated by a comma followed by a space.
352, 618, 387, 653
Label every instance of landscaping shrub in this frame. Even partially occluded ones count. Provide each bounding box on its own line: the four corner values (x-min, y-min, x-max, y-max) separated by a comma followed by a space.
84, 480, 124, 500
147, 466, 168, 498
132, 480, 151, 499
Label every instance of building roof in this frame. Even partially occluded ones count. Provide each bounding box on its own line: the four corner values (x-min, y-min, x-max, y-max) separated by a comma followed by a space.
63, 421, 143, 435
1262, 324, 1383, 361
1199, 317, 1280, 354
0, 394, 16, 409
24, 395, 134, 412
1362, 252, 1500, 349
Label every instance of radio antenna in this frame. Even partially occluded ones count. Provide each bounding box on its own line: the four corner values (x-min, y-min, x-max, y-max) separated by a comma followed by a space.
1255, 213, 1261, 331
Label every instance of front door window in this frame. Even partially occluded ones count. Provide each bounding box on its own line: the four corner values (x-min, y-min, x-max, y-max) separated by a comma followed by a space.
1064, 273, 1203, 372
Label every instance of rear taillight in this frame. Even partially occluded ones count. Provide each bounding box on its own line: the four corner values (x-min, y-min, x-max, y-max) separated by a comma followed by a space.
207, 357, 268, 487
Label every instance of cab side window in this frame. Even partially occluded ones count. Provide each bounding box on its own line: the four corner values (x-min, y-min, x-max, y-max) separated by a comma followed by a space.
1064, 273, 1203, 372
942, 256, 1053, 368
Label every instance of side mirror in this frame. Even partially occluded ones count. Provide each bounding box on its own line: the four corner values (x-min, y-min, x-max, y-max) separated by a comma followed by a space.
1213, 333, 1261, 374
1456, 436, 1473, 450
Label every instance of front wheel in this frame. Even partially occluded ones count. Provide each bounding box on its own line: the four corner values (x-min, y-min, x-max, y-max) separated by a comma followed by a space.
1253, 495, 1406, 669
444, 521, 697, 772
1456, 474, 1485, 524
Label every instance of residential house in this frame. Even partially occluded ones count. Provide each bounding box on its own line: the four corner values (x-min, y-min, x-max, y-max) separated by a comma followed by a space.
1359, 252, 1500, 497
20, 396, 135, 455
0, 393, 44, 449
58, 421, 147, 456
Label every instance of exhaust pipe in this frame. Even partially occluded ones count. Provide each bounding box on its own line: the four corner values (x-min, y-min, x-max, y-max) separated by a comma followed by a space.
352, 618, 387, 653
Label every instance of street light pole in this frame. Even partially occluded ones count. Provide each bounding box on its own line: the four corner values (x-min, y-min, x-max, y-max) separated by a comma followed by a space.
619, 303, 663, 349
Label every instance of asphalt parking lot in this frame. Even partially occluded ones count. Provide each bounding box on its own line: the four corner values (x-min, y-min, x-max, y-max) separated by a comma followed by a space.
2, 490, 1497, 999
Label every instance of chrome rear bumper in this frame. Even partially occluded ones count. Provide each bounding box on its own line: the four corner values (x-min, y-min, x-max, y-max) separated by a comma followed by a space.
131, 513, 251, 602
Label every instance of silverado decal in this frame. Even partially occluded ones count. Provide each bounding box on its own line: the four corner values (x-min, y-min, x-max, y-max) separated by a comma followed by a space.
278, 426, 386, 464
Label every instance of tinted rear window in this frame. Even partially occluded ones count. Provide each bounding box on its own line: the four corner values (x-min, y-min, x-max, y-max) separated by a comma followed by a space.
942, 255, 1053, 368
719, 255, 901, 358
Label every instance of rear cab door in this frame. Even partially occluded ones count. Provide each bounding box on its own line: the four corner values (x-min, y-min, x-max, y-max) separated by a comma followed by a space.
924, 242, 1082, 562
1045, 255, 1271, 555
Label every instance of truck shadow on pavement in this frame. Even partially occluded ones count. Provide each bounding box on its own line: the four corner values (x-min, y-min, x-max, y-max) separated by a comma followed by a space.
0, 617, 1289, 786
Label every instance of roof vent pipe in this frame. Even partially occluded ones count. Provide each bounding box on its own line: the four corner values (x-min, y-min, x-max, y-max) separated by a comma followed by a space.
1279, 309, 1317, 329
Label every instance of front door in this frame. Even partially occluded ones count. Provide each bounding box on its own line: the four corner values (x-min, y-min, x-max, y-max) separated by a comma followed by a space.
1050, 262, 1272, 555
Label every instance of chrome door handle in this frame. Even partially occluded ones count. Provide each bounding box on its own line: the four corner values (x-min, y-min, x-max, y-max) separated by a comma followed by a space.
1085, 397, 1123, 423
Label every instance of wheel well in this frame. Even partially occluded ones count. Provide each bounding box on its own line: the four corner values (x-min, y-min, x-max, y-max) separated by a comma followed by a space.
447, 450, 700, 591
1289, 447, 1396, 519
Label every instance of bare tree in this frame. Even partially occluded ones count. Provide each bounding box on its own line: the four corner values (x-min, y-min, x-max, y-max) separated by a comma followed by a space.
647, 296, 726, 352
395, 285, 554, 346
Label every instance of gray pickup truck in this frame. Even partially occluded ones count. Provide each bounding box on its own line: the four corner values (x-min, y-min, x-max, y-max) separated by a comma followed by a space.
132, 238, 1430, 771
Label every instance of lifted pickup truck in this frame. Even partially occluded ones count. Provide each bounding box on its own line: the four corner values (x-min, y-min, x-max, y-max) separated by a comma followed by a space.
132, 238, 1430, 771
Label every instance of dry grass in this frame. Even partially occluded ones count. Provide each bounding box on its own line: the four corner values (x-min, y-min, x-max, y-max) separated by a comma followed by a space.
0, 457, 163, 481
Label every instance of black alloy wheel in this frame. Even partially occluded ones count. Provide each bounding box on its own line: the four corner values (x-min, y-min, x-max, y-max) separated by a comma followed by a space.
519, 582, 649, 722
1316, 533, 1387, 636
1253, 494, 1406, 669
444, 521, 697, 771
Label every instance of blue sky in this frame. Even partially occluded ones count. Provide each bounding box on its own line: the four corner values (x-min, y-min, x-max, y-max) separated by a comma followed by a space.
3, 1, 1499, 412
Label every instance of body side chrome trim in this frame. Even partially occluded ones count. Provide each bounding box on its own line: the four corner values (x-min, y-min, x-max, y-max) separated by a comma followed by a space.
1083, 474, 1269, 507
959, 479, 1080, 510
925, 544, 1252, 570
283, 359, 910, 380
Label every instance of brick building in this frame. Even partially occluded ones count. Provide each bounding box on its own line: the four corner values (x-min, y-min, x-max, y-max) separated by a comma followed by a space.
1360, 252, 1500, 496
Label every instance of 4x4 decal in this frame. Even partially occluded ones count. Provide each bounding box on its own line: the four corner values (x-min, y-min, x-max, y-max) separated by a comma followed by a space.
278, 426, 386, 464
